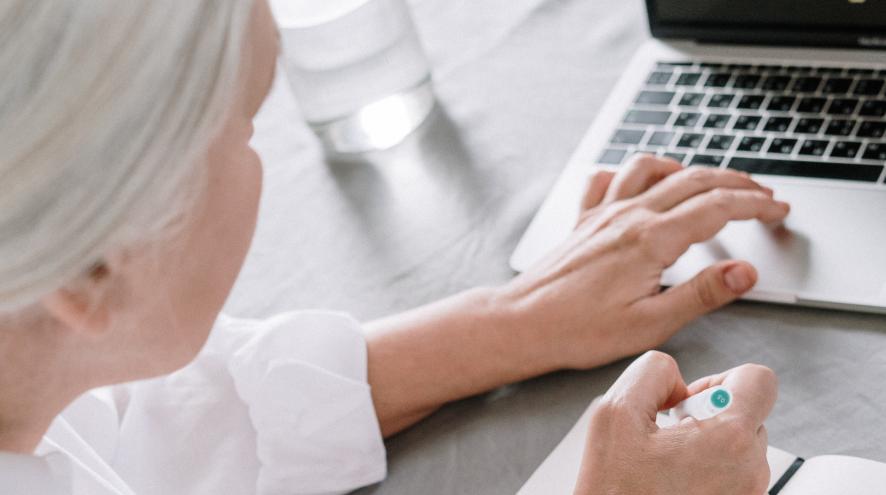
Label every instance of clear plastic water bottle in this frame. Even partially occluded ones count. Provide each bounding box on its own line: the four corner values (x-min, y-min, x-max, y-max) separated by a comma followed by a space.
272, 0, 435, 154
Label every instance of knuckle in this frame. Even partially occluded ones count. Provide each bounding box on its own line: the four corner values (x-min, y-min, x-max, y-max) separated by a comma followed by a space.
692, 274, 721, 309
739, 363, 778, 388
742, 363, 776, 379
590, 396, 632, 429
614, 219, 648, 246
631, 153, 660, 168
746, 189, 770, 204
708, 187, 733, 205
683, 165, 715, 184
605, 209, 671, 262
641, 350, 677, 370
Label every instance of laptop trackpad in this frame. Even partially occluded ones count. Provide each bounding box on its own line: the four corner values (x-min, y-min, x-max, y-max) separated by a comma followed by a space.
662, 181, 886, 308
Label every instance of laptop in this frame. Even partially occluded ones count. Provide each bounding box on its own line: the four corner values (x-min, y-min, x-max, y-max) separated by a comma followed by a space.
510, 0, 886, 314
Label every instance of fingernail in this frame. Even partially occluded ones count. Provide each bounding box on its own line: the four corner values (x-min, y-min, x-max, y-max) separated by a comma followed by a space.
724, 265, 754, 293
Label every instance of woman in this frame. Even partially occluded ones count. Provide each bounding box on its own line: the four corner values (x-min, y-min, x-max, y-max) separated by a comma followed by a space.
0, 0, 787, 493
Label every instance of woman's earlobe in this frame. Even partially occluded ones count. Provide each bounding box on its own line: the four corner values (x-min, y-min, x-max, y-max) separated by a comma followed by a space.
40, 285, 111, 337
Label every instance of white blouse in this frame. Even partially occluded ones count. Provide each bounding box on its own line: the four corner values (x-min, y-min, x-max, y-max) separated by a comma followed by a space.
0, 311, 387, 495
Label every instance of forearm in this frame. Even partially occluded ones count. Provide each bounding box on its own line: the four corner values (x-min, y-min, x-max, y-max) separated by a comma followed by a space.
365, 287, 559, 437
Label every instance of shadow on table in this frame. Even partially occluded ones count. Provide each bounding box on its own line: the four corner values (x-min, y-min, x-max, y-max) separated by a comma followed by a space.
322, 104, 495, 261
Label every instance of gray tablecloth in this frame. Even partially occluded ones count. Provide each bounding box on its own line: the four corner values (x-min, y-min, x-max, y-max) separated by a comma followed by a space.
227, 0, 886, 493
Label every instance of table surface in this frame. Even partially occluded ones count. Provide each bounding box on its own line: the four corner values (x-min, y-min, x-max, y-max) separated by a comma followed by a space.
228, 0, 886, 493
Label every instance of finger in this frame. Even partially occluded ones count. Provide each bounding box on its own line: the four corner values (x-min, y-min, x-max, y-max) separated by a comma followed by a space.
580, 170, 616, 211
603, 154, 683, 203
639, 260, 758, 334
757, 424, 768, 454
640, 166, 773, 212
684, 363, 778, 427
604, 351, 689, 424
654, 189, 790, 265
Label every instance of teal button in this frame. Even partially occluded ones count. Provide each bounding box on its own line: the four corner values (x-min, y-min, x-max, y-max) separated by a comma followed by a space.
710, 389, 731, 409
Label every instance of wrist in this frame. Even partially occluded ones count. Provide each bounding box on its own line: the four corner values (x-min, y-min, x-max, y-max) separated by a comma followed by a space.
482, 282, 571, 374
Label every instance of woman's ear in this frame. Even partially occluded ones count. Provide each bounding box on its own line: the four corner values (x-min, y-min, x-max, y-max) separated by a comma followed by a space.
40, 262, 112, 336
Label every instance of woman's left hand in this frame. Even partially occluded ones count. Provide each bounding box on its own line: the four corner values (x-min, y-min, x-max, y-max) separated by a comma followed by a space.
498, 155, 790, 370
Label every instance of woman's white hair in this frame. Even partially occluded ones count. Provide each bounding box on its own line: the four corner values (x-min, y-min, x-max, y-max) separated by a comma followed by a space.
0, 1, 254, 311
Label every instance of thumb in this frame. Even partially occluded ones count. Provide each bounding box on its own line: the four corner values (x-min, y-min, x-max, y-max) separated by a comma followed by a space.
646, 260, 757, 331
605, 351, 690, 424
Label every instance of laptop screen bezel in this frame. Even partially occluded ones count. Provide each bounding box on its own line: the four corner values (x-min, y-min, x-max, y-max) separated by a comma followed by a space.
645, 0, 886, 49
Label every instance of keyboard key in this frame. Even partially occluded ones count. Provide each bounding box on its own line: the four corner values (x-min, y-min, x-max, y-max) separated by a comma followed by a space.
707, 135, 735, 151
674, 112, 701, 127
862, 143, 886, 161
826, 98, 859, 116
825, 119, 857, 136
857, 121, 886, 138
658, 61, 693, 68
853, 79, 885, 96
761, 75, 791, 91
704, 73, 732, 87
599, 149, 628, 165
700, 63, 723, 70
797, 97, 827, 113
647, 71, 673, 85
791, 76, 822, 93
647, 131, 675, 146
663, 152, 688, 163
611, 129, 646, 145
817, 67, 844, 75
733, 74, 761, 89
848, 68, 876, 76
798, 140, 829, 156
636, 90, 676, 105
767, 96, 796, 112
690, 154, 725, 167
737, 94, 765, 110
795, 118, 825, 134
859, 100, 886, 117
677, 133, 704, 148
768, 138, 798, 154
764, 117, 793, 132
676, 73, 702, 86
738, 136, 767, 152
733, 115, 762, 131
831, 141, 862, 159
707, 94, 735, 108
703, 114, 731, 129
678, 92, 705, 107
625, 110, 672, 125
728, 157, 882, 182
823, 78, 853, 94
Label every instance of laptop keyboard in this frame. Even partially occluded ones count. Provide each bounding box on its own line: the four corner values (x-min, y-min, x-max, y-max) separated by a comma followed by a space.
599, 62, 886, 184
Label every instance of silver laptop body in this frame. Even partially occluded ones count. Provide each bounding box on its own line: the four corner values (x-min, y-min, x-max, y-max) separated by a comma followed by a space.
511, 1, 886, 313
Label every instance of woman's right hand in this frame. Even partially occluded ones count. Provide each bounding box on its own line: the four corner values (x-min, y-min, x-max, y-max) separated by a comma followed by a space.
500, 156, 790, 372
574, 351, 777, 495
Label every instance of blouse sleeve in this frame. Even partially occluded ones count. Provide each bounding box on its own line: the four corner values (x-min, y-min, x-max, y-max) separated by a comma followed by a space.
213, 311, 387, 495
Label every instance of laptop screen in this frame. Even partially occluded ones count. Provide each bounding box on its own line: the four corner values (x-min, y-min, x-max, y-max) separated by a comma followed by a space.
647, 0, 886, 49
